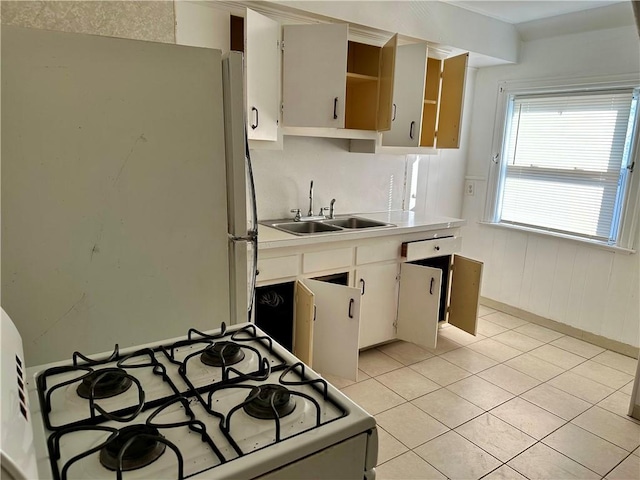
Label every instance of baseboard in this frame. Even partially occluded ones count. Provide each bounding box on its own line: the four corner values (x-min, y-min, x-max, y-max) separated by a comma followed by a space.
480, 297, 639, 359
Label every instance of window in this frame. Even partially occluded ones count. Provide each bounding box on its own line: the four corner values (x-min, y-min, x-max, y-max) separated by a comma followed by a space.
488, 81, 639, 249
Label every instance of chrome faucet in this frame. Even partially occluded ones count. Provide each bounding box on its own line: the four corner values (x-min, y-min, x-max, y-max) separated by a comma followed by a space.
290, 181, 335, 221
308, 180, 314, 217
329, 198, 336, 219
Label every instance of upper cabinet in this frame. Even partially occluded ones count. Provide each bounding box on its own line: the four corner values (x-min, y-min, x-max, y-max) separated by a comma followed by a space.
383, 48, 468, 149
175, 4, 281, 143
382, 43, 429, 147
282, 24, 348, 128
244, 10, 280, 141
435, 53, 468, 148
175, 2, 468, 150
282, 24, 397, 131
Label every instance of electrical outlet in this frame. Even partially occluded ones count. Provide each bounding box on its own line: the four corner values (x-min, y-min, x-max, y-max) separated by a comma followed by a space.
465, 180, 475, 196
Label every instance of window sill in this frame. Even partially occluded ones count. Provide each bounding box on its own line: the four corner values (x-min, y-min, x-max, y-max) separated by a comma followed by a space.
478, 221, 636, 255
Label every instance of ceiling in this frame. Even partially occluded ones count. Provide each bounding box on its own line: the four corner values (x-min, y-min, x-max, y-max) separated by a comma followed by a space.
447, 0, 625, 24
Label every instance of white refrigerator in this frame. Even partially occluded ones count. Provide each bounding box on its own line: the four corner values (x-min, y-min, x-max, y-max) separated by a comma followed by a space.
1, 26, 257, 367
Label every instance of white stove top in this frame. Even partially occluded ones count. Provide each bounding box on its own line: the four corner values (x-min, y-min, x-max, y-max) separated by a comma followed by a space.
13, 322, 376, 480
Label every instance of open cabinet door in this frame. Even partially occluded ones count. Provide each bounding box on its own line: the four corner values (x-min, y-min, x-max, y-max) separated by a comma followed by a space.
301, 279, 360, 382
436, 52, 468, 148
282, 24, 348, 128
245, 9, 280, 141
293, 281, 314, 365
383, 43, 427, 147
397, 263, 442, 350
448, 255, 483, 335
376, 34, 397, 132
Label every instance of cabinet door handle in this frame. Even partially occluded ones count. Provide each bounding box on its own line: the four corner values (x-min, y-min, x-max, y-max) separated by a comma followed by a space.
333, 97, 339, 120
348, 298, 354, 318
409, 121, 415, 139
360, 278, 366, 296
313, 305, 317, 322
392, 103, 397, 121
251, 106, 259, 130
434, 245, 440, 251
430, 277, 434, 295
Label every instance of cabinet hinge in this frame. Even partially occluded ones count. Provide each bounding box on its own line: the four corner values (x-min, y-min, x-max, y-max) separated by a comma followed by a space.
280, 102, 284, 114
396, 274, 401, 282
280, 41, 285, 51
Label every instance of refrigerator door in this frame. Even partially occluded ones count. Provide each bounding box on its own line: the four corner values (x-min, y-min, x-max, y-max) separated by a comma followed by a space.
222, 52, 255, 325
1, 26, 232, 366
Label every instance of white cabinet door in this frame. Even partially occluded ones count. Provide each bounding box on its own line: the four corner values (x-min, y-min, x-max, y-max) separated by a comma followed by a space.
396, 263, 442, 350
382, 43, 427, 147
300, 278, 360, 381
246, 10, 280, 141
282, 24, 348, 128
357, 263, 399, 349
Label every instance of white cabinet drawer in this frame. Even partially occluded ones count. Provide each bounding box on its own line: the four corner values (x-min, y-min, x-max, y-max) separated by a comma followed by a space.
302, 247, 352, 273
257, 255, 298, 281
356, 242, 400, 265
401, 236, 461, 262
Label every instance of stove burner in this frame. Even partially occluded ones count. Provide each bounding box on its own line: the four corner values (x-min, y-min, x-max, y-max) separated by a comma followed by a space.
200, 341, 245, 367
100, 425, 166, 471
243, 384, 296, 420
76, 368, 133, 399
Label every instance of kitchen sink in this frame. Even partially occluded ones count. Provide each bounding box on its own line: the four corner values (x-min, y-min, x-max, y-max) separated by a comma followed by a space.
262, 216, 395, 236
320, 217, 393, 229
268, 221, 343, 235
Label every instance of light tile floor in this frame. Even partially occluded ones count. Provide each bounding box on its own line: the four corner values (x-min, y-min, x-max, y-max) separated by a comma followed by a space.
332, 306, 640, 479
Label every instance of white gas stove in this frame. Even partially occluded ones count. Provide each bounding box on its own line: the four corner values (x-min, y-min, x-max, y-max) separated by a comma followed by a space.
1, 309, 377, 479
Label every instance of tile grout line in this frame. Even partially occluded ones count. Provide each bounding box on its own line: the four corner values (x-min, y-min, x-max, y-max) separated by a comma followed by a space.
350, 311, 638, 478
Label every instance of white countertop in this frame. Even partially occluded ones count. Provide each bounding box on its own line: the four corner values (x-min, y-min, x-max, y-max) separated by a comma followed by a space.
257, 211, 466, 250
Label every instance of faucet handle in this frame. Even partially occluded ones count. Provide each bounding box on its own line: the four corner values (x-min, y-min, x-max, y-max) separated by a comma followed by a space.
290, 209, 301, 221
320, 207, 330, 217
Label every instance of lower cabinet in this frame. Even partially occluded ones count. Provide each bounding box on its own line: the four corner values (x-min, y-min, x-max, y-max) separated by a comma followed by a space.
255, 282, 295, 351
356, 263, 400, 349
294, 277, 362, 382
256, 231, 481, 381
397, 252, 483, 349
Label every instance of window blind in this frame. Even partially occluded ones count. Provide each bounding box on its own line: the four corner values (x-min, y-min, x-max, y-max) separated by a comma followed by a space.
498, 89, 636, 243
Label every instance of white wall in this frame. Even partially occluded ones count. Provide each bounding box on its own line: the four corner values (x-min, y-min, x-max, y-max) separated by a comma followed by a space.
462, 25, 640, 348
250, 137, 408, 220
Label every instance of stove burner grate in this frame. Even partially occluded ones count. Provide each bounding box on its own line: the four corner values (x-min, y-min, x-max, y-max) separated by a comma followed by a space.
200, 341, 245, 367
99, 425, 167, 471
76, 368, 133, 399
243, 384, 296, 420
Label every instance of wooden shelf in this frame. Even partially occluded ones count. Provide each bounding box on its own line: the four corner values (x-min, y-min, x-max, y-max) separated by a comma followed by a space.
346, 72, 378, 83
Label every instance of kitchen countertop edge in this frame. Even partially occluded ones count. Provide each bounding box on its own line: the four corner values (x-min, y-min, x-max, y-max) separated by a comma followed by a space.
257, 211, 466, 250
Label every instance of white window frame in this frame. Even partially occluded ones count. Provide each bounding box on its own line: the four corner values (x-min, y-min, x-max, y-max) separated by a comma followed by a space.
484, 75, 640, 252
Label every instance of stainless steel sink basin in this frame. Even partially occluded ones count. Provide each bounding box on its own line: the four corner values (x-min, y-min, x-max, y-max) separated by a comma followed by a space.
261, 216, 396, 236
268, 221, 342, 235
321, 217, 393, 229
